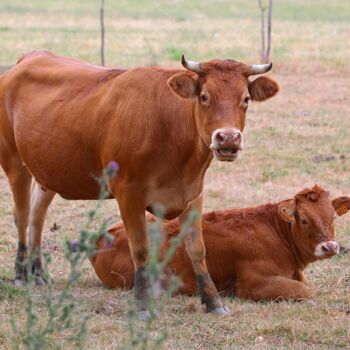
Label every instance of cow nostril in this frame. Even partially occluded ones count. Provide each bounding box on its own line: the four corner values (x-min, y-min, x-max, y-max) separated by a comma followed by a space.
322, 244, 330, 252
216, 132, 226, 143
232, 132, 242, 145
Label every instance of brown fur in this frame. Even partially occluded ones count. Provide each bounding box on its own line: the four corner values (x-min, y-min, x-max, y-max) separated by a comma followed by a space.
91, 186, 350, 301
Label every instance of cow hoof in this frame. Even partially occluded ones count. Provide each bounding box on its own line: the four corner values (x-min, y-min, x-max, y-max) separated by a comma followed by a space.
35, 276, 47, 286
137, 309, 158, 321
137, 310, 151, 321
212, 305, 230, 316
14, 279, 26, 287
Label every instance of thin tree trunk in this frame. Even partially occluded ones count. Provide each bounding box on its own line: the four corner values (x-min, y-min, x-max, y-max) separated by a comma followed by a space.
258, 0, 266, 63
266, 0, 273, 62
100, 0, 105, 66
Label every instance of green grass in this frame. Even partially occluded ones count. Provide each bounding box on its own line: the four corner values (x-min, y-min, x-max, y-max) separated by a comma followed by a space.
2, 0, 350, 22
0, 0, 350, 68
0, 279, 24, 301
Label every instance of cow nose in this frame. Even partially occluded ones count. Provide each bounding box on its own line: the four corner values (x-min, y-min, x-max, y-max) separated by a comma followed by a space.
321, 241, 339, 255
213, 129, 242, 149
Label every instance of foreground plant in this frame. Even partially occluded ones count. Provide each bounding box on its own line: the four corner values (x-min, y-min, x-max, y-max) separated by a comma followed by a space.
10, 163, 193, 349
11, 163, 117, 349
121, 210, 198, 350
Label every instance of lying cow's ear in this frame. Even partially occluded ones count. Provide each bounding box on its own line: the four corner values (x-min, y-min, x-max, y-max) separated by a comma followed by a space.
167, 72, 198, 99
278, 199, 296, 223
249, 76, 279, 102
332, 196, 350, 216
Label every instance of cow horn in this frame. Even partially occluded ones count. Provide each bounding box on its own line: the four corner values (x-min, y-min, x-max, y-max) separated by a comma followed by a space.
248, 62, 273, 75
181, 54, 202, 74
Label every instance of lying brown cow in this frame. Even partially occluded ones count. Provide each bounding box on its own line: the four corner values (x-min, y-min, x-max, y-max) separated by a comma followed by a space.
91, 185, 349, 301
0, 50, 278, 317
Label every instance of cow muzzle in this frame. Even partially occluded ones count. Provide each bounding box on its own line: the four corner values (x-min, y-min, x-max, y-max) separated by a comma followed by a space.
314, 241, 339, 258
210, 128, 243, 162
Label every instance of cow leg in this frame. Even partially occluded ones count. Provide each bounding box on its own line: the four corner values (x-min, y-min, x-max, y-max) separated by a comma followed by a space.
179, 194, 229, 315
244, 275, 311, 301
28, 182, 56, 285
3, 159, 32, 286
116, 192, 150, 320
293, 269, 307, 284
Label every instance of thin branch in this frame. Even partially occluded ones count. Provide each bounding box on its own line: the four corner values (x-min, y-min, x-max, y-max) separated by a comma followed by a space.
258, 0, 266, 63
100, 0, 105, 66
266, 0, 273, 62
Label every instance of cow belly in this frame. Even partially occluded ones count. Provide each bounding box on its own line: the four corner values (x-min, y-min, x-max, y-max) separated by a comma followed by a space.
25, 158, 101, 200
15, 125, 102, 199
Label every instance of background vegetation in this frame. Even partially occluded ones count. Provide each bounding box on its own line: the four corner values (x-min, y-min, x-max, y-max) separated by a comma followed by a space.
0, 0, 349, 348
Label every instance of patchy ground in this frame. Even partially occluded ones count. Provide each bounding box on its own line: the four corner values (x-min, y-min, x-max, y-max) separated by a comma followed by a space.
0, 1, 350, 349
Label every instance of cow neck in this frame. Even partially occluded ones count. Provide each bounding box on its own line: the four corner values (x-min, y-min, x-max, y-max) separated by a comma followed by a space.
288, 230, 317, 267
272, 210, 309, 270
183, 101, 212, 163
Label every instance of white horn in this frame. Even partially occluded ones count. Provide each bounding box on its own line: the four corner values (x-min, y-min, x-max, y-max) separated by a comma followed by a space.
181, 54, 202, 74
249, 62, 273, 75
249, 62, 272, 75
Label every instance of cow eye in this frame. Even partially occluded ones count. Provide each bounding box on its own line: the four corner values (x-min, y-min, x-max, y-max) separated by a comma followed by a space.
244, 96, 250, 104
200, 92, 209, 105
301, 218, 308, 225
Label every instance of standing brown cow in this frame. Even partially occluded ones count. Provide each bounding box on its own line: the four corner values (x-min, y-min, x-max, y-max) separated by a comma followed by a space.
0, 51, 278, 318
91, 185, 349, 301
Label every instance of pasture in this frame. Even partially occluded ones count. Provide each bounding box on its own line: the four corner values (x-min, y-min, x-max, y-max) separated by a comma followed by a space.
0, 0, 350, 348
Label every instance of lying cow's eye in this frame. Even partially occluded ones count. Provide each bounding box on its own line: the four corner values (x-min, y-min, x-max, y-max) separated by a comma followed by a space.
244, 96, 250, 104
301, 219, 308, 225
200, 92, 209, 105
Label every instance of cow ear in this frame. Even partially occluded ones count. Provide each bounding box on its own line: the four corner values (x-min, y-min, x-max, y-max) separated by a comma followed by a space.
278, 199, 296, 223
332, 196, 350, 216
249, 76, 279, 102
167, 72, 198, 99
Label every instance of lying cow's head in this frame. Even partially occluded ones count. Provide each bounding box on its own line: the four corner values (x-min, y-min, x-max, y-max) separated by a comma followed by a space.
167, 55, 279, 161
278, 185, 350, 261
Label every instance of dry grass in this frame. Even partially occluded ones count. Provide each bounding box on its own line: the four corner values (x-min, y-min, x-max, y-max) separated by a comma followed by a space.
0, 1, 350, 349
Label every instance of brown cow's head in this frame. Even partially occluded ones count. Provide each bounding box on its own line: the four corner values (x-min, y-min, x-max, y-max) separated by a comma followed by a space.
278, 185, 350, 262
167, 55, 279, 161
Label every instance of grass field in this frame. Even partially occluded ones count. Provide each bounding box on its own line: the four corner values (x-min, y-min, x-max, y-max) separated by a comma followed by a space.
0, 0, 350, 349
